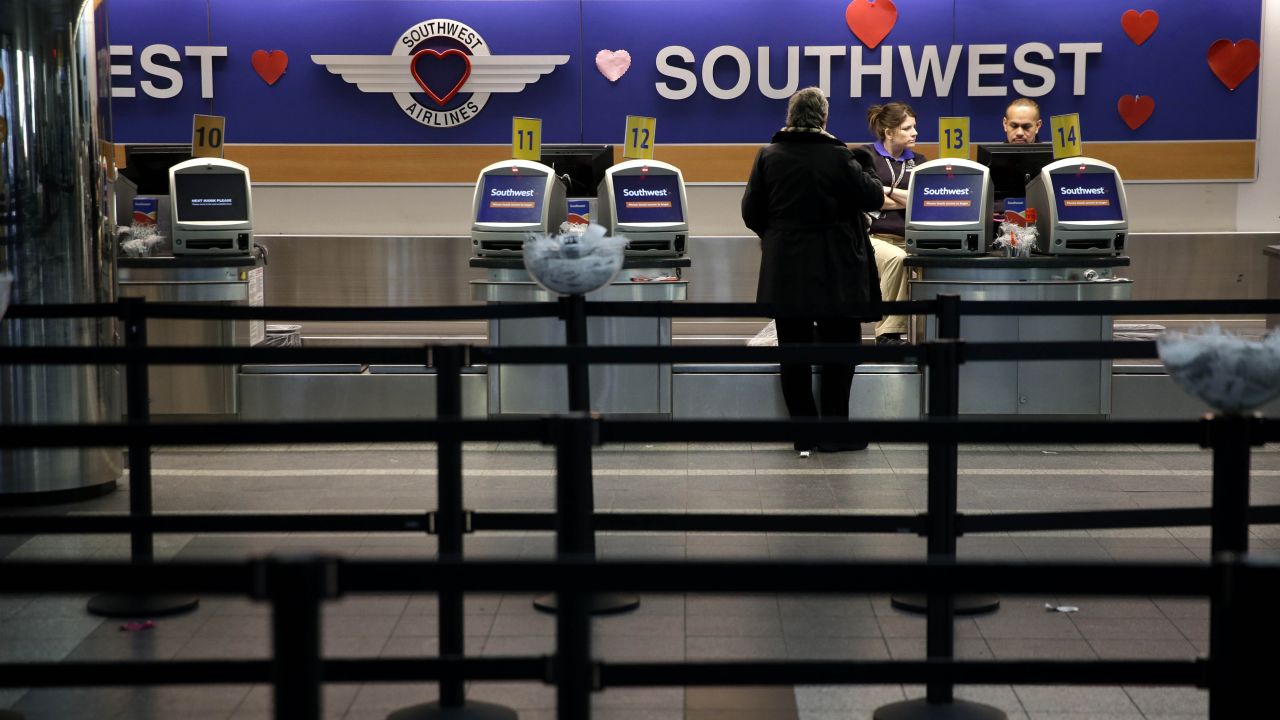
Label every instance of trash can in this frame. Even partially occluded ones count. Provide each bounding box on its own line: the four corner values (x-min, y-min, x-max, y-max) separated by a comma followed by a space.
263, 324, 303, 348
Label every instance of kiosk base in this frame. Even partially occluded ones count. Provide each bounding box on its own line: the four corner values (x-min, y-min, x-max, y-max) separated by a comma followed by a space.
874, 698, 1008, 720
388, 700, 518, 720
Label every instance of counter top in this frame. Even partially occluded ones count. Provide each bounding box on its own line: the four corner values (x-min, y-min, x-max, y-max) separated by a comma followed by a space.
119, 255, 260, 269
470, 256, 691, 269
1265, 245, 1280, 258
904, 255, 1130, 269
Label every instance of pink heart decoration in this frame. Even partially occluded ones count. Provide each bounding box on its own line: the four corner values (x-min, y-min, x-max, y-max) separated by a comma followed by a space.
411, 48, 471, 107
1117, 95, 1155, 130
1207, 39, 1260, 91
251, 50, 288, 86
845, 0, 897, 50
1121, 9, 1159, 46
595, 49, 632, 82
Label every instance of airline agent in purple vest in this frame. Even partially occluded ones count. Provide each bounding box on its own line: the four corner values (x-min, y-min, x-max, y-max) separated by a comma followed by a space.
859, 102, 922, 346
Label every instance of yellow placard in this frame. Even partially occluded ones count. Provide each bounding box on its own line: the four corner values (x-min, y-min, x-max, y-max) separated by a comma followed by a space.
511, 116, 541, 161
192, 114, 226, 158
623, 115, 656, 160
937, 117, 969, 160
1050, 113, 1083, 159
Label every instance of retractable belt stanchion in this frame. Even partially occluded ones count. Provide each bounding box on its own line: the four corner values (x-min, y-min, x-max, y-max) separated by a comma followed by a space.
551, 414, 599, 720
878, 295, 1004, 720
391, 345, 516, 720
534, 296, 639, 615
255, 556, 336, 720
1205, 412, 1260, 720
87, 298, 199, 618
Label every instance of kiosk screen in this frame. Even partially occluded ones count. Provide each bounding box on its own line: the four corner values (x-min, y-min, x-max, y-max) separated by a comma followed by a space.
173, 173, 248, 222
910, 173, 984, 223
1051, 172, 1123, 222
613, 175, 684, 223
476, 174, 546, 223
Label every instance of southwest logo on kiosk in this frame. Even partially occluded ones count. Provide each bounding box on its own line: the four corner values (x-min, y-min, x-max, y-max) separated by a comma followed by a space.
312, 19, 569, 128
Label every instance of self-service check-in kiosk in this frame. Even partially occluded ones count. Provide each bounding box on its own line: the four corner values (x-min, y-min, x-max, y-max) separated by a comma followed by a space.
471, 159, 567, 256
596, 159, 689, 256
169, 158, 254, 255
1025, 157, 1128, 255
904, 158, 994, 256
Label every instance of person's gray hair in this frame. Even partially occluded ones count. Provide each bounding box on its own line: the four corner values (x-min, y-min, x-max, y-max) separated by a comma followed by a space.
786, 87, 828, 129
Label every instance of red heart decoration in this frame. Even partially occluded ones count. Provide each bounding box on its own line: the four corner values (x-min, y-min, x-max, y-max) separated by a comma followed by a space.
1117, 95, 1155, 130
410, 48, 472, 107
251, 50, 288, 86
1207, 38, 1260, 90
1120, 9, 1159, 46
845, 0, 898, 50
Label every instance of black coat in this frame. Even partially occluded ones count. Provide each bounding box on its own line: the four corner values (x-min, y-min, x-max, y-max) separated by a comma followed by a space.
742, 130, 885, 319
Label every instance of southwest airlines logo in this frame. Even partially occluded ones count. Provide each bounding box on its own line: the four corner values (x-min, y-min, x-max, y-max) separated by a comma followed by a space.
312, 19, 569, 128
622, 187, 672, 210
921, 186, 972, 208
1060, 186, 1111, 207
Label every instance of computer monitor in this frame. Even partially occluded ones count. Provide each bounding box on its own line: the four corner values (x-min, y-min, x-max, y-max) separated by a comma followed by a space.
976, 142, 1055, 201
121, 145, 193, 195
539, 145, 614, 198
168, 158, 254, 255
1025, 157, 1128, 255
470, 159, 567, 256
904, 158, 993, 255
596, 159, 689, 256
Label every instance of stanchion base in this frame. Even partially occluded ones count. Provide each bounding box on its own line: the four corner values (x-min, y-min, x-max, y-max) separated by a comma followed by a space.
874, 698, 1008, 720
86, 593, 199, 619
533, 592, 640, 615
889, 594, 1000, 615
388, 699, 519, 720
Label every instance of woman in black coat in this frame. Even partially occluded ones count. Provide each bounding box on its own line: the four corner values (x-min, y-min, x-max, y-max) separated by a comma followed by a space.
742, 87, 886, 454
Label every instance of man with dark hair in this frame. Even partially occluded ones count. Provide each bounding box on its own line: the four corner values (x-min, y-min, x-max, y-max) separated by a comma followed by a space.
1003, 98, 1042, 144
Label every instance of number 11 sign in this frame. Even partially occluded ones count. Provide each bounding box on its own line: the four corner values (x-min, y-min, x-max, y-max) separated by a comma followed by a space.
512, 117, 541, 161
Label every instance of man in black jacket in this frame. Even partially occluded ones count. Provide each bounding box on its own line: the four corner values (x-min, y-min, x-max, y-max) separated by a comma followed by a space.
742, 87, 885, 454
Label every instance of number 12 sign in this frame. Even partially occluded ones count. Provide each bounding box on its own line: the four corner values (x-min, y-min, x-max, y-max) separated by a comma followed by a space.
624, 115, 656, 160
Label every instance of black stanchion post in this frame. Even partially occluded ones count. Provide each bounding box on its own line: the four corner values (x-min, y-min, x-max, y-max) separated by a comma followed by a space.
555, 587, 593, 720
1210, 556, 1279, 719
392, 345, 515, 720
535, 414, 638, 615
878, 297, 1004, 720
258, 555, 335, 720
1205, 412, 1256, 720
87, 297, 198, 618
562, 294, 591, 413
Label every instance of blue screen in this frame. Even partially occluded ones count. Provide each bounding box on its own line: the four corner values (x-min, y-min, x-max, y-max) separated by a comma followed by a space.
612, 174, 684, 224
475, 174, 546, 224
1052, 172, 1123, 222
909, 172, 984, 223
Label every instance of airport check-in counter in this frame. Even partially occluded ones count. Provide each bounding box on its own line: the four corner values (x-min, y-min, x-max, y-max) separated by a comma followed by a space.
471, 257, 688, 416
907, 255, 1131, 416
117, 256, 263, 417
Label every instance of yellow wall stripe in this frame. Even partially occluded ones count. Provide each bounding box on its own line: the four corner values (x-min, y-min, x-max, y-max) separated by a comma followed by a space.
115, 141, 1255, 184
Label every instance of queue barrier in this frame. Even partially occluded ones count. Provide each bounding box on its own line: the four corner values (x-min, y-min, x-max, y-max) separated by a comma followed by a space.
3, 296, 1280, 720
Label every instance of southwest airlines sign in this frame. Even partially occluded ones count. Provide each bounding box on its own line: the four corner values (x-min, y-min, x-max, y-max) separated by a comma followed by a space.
107, 0, 1261, 144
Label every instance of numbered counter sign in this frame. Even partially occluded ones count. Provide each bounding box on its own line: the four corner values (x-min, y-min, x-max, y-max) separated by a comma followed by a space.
192, 114, 225, 158
624, 115, 656, 160
1050, 113, 1083, 159
938, 117, 969, 160
512, 117, 541, 161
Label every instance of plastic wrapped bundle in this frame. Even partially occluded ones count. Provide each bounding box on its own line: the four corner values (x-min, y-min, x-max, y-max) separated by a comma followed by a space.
523, 223, 628, 295
1157, 325, 1280, 413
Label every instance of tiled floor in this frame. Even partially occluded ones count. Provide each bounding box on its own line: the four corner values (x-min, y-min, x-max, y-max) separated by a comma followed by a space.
3, 440, 1279, 719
